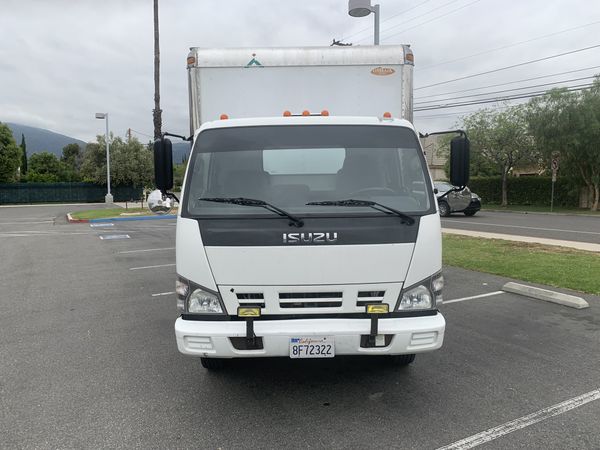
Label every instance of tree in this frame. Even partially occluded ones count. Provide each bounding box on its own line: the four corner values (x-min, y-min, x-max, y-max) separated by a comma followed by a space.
61, 143, 82, 170
60, 143, 82, 181
81, 135, 153, 188
27, 152, 61, 182
462, 105, 539, 206
0, 122, 21, 183
20, 134, 28, 177
527, 80, 600, 211
111, 137, 154, 188
80, 141, 104, 184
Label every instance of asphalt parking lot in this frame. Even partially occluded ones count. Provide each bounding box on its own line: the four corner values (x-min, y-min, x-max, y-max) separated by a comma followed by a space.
1, 205, 599, 449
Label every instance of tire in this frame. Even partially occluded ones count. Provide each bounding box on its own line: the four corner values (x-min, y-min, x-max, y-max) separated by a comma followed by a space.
438, 201, 451, 217
464, 210, 477, 216
388, 354, 416, 366
200, 357, 226, 370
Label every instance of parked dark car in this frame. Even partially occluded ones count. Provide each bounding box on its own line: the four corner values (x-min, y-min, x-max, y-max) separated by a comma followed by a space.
434, 181, 481, 217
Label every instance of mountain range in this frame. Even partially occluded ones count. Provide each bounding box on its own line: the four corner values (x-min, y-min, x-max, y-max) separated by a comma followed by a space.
4, 122, 86, 158
3, 122, 191, 163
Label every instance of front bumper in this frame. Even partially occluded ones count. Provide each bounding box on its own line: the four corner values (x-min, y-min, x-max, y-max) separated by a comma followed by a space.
175, 313, 445, 358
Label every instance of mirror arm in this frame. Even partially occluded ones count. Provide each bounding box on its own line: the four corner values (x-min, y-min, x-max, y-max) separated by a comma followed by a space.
166, 192, 180, 203
162, 132, 192, 142
437, 186, 464, 200
419, 129, 467, 139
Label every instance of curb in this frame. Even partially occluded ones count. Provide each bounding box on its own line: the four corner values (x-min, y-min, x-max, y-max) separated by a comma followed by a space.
89, 214, 177, 223
502, 282, 589, 309
483, 208, 600, 218
67, 213, 89, 223
442, 228, 600, 253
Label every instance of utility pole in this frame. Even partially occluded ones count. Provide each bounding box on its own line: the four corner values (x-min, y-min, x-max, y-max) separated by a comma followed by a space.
127, 128, 132, 143
153, 0, 162, 140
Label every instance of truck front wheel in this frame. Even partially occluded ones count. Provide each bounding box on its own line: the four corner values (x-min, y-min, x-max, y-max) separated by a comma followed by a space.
200, 357, 226, 370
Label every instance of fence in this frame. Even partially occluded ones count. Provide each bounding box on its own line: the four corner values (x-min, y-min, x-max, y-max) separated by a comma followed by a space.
0, 183, 143, 204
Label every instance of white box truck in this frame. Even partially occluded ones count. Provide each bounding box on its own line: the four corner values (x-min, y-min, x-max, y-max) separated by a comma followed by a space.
150, 45, 470, 370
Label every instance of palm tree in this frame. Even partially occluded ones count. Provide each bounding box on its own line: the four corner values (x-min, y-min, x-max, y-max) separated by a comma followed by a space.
153, 0, 162, 140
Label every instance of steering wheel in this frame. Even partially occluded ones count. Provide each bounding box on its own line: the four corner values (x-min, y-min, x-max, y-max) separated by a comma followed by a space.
348, 187, 396, 197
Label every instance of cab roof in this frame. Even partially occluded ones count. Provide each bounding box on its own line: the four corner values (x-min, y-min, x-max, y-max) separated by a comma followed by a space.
195, 116, 416, 139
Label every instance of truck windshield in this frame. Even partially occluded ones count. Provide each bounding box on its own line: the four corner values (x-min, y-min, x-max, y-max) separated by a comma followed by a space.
183, 125, 433, 218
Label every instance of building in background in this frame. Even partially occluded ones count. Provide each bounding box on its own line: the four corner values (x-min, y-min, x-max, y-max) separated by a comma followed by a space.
420, 135, 447, 181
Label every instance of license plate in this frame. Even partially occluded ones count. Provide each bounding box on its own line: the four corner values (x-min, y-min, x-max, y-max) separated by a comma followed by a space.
289, 336, 335, 358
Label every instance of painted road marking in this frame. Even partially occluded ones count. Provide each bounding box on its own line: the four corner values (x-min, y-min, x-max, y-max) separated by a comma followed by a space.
90, 223, 114, 228
119, 247, 175, 254
130, 263, 175, 271
437, 388, 600, 450
0, 231, 115, 237
152, 291, 175, 297
444, 291, 505, 304
441, 219, 600, 236
0, 220, 54, 225
99, 234, 131, 240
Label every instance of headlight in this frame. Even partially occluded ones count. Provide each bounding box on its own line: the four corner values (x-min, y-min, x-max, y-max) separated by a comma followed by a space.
397, 272, 443, 311
189, 288, 223, 313
399, 284, 432, 310
176, 275, 225, 314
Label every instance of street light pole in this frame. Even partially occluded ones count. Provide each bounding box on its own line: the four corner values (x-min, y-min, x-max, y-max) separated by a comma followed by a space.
373, 3, 380, 45
95, 112, 113, 203
348, 0, 381, 45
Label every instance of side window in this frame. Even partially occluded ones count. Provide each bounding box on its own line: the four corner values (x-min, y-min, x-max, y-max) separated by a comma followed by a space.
263, 148, 345, 175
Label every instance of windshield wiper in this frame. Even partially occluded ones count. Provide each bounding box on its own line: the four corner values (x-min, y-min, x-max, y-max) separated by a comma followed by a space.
199, 197, 304, 228
306, 199, 415, 225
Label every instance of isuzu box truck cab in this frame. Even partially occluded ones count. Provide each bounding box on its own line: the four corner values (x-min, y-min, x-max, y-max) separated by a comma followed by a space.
151, 45, 469, 369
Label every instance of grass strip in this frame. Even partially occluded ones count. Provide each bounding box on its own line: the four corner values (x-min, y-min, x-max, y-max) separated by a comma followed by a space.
70, 208, 149, 220
443, 234, 600, 295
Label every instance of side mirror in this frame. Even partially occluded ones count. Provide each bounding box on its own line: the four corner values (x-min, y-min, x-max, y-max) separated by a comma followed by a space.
154, 138, 173, 192
450, 136, 470, 187
147, 189, 174, 215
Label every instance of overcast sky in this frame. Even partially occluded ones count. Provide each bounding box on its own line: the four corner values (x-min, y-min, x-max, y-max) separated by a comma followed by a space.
1, 0, 599, 142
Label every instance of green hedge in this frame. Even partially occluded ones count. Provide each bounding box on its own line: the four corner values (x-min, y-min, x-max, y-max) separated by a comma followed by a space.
0, 183, 142, 204
468, 176, 580, 207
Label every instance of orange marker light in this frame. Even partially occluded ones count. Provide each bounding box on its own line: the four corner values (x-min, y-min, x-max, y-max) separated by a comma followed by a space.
321, 110, 330, 116
187, 56, 196, 66
220, 114, 229, 120
283, 110, 292, 117
383, 112, 392, 119
302, 110, 310, 116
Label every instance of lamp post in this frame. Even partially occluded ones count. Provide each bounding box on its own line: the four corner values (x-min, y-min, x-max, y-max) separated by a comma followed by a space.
348, 0, 380, 45
95, 112, 113, 203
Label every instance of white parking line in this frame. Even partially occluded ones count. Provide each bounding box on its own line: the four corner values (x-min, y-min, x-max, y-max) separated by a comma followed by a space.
99, 234, 131, 240
130, 263, 175, 271
151, 291, 175, 297
0, 231, 111, 237
0, 220, 54, 225
444, 291, 505, 304
437, 388, 600, 450
119, 247, 175, 254
90, 223, 114, 228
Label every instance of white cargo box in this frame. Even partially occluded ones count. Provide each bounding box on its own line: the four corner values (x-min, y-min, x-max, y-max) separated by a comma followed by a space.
186, 45, 414, 134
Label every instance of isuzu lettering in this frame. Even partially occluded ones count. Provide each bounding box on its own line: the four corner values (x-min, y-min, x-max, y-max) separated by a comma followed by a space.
150, 45, 470, 370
